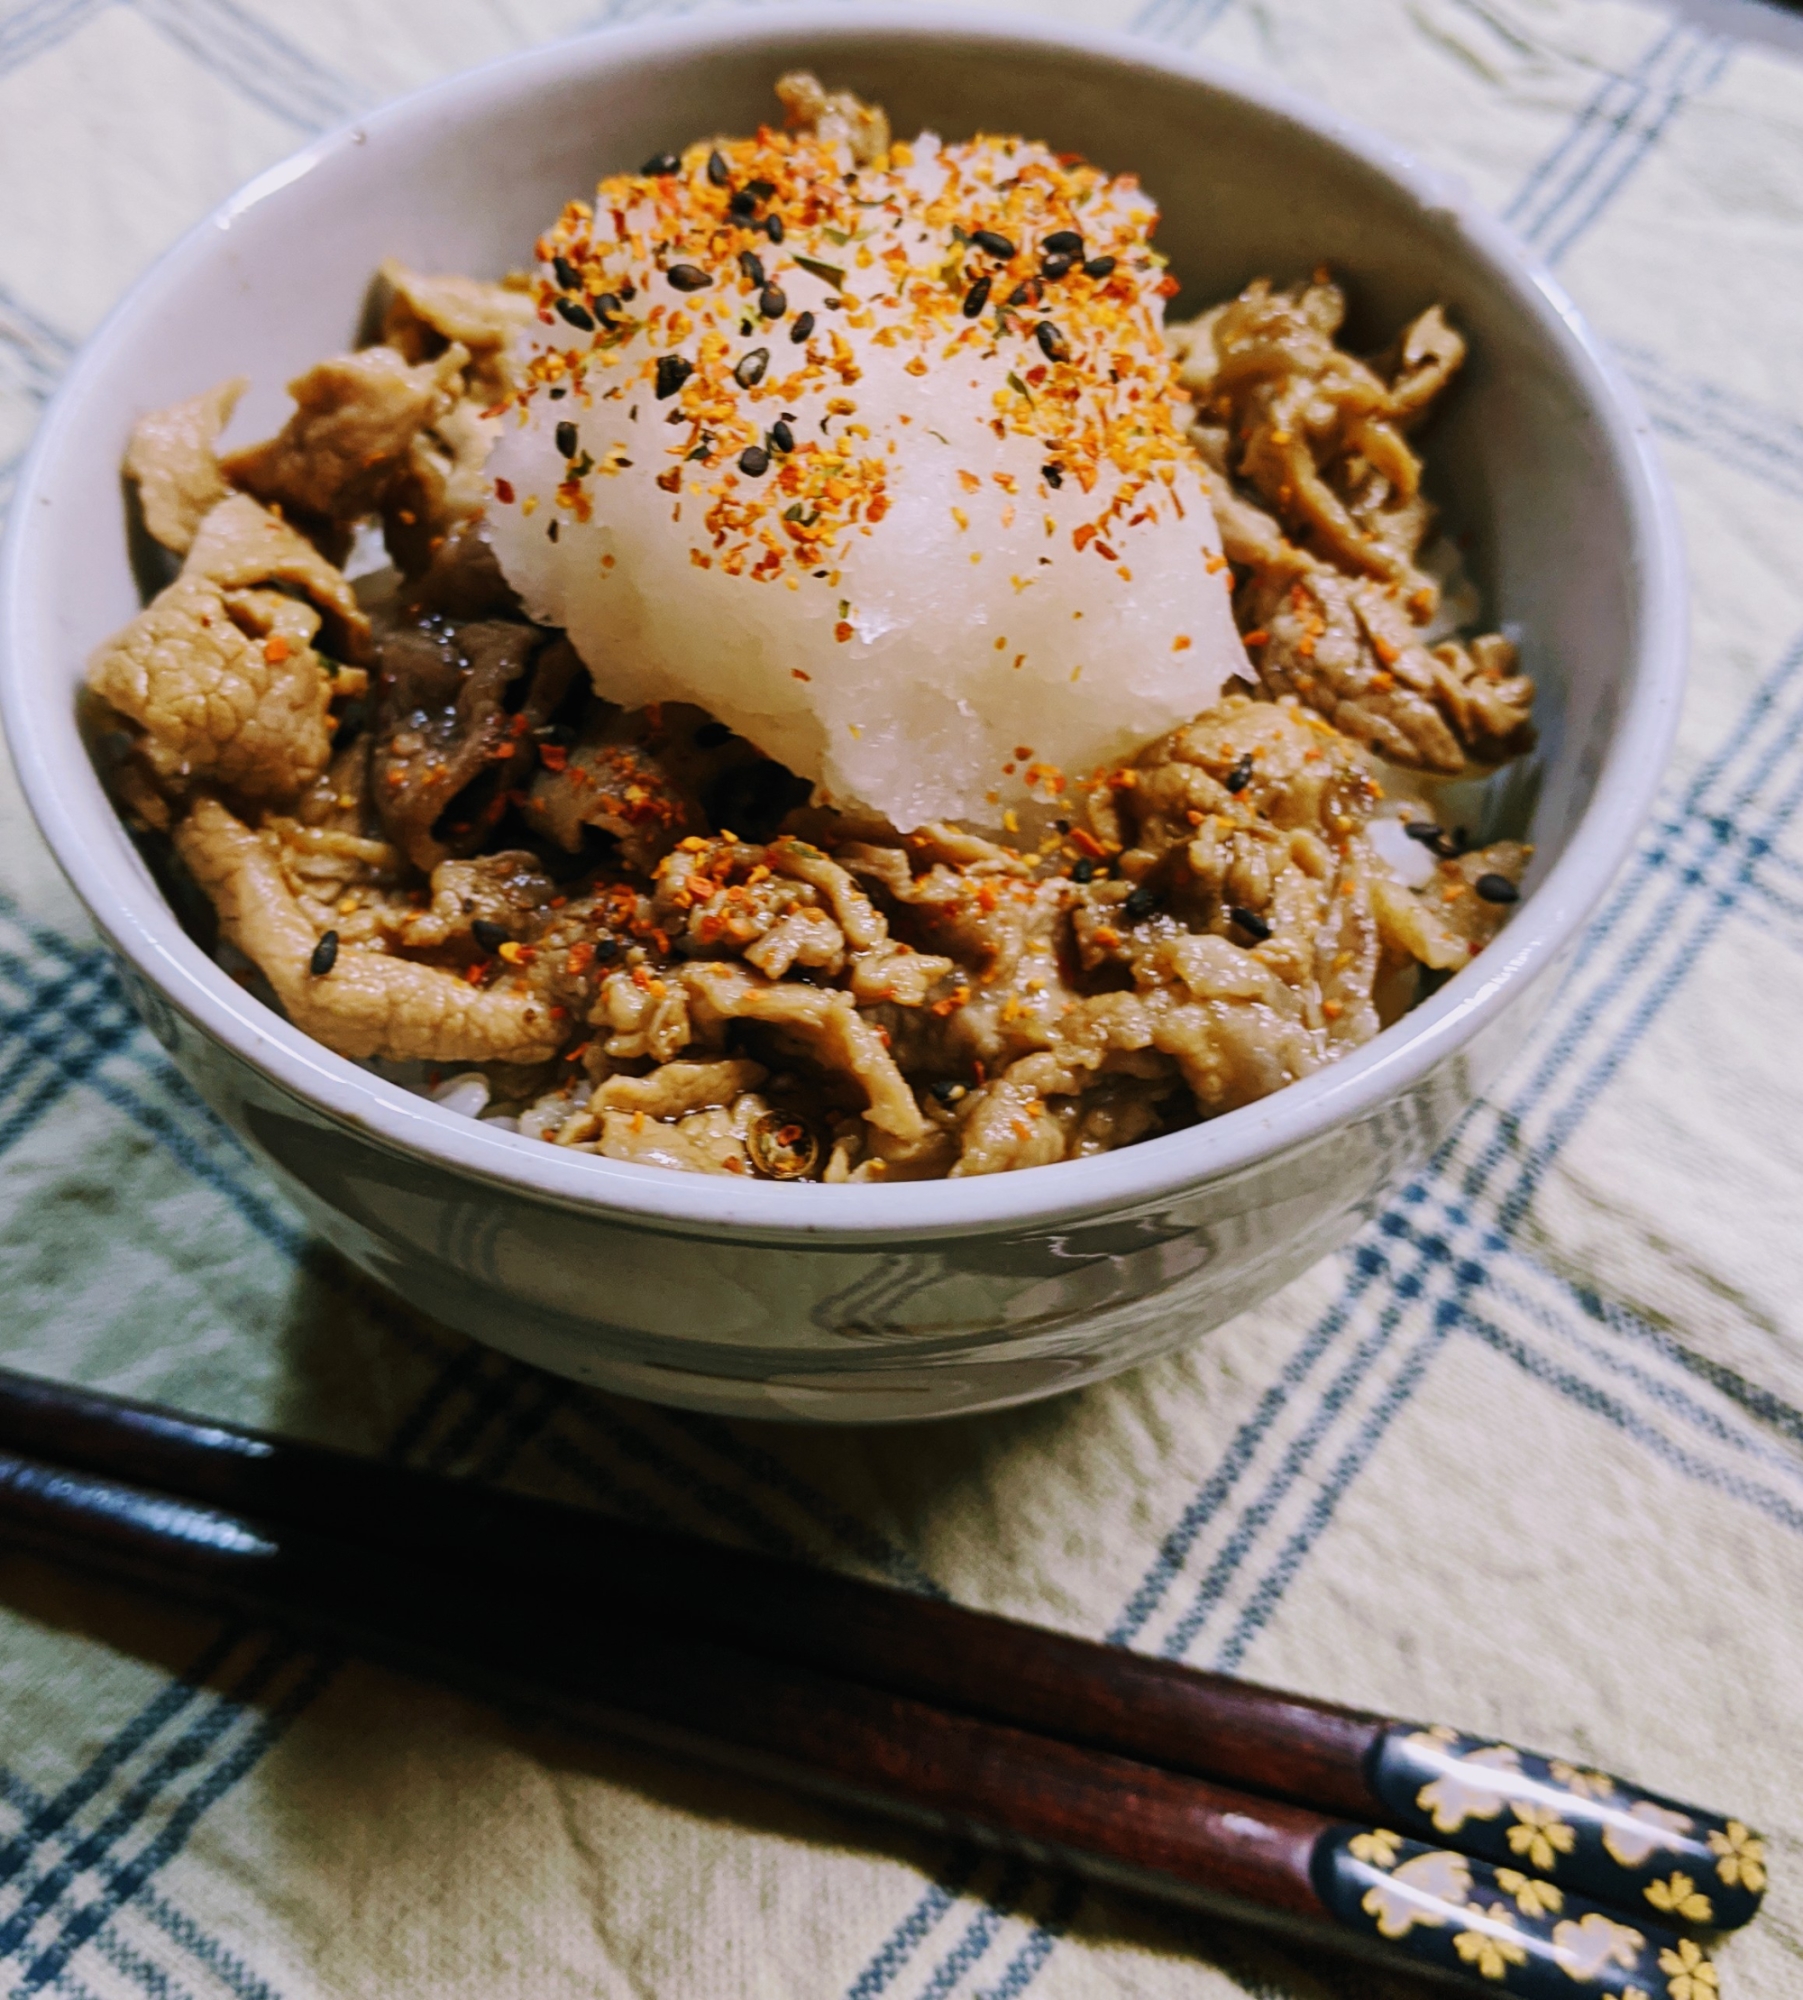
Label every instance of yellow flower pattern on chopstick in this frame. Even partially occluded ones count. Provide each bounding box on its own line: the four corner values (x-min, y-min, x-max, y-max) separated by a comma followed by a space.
1369, 1724, 1766, 1933
1707, 1819, 1766, 1893
1506, 1801, 1577, 1874
1644, 1873, 1713, 1925
1659, 1937, 1719, 2000
1323, 1824, 1720, 1997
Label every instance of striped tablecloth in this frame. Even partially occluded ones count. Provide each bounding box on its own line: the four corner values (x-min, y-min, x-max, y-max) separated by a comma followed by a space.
2, 1, 1802, 1994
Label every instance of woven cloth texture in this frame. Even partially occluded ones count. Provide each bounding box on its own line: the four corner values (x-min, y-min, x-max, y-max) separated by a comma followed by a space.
2, 0, 1802, 1994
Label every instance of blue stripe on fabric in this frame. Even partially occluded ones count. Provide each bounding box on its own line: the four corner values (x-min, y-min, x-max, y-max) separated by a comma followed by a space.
660, 1408, 947, 1596
0, 1627, 243, 1897
1614, 341, 1803, 503
126, 0, 363, 134
0, 0, 108, 79
1130, 0, 1234, 48
0, 280, 74, 422
1538, 35, 1729, 265
1458, 1308, 1803, 1536
1481, 1246, 1803, 1491
1107, 1247, 1387, 1646
974, 1882, 1084, 2000
13, 1653, 337, 1998
552, 1398, 822, 1566
1212, 1307, 1459, 1672
1159, 1236, 1457, 1660
0, 1769, 284, 2000
0, 1634, 296, 1968
86, 1921, 199, 2000
915, 1866, 1031, 2000
0, 1307, 516, 1983
1504, 24, 1682, 240
844, 1855, 981, 2000
1749, 872, 1803, 940
128, 1886, 284, 2000
1560, 1280, 1803, 1455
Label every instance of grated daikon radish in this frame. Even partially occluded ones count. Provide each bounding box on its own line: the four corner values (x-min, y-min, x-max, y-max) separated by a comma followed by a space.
487, 107, 1246, 829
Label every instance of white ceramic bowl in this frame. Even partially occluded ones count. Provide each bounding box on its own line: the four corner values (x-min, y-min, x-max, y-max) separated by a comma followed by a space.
0, 8, 1683, 1422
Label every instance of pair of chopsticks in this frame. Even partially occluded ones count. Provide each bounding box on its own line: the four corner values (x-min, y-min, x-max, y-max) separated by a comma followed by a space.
0, 1368, 1761, 1993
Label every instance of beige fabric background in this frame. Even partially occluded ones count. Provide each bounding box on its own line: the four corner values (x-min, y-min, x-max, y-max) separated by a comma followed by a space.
1, 0, 1802, 1994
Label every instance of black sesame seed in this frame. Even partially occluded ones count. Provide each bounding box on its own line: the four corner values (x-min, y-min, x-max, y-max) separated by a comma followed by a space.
1042, 462, 1064, 488
961, 275, 991, 319
666, 263, 711, 292
734, 347, 770, 388
548, 386, 567, 399
309, 930, 339, 976
759, 284, 786, 319
694, 720, 734, 748
769, 418, 795, 453
929, 1079, 967, 1107
654, 353, 693, 399
790, 310, 815, 343
729, 189, 760, 217
1039, 252, 1074, 281
592, 936, 620, 964
763, 213, 785, 243
592, 292, 622, 324
642, 151, 680, 176
970, 229, 1016, 259
1035, 320, 1069, 362
552, 254, 581, 291
554, 420, 579, 458
1475, 873, 1520, 904
1123, 885, 1159, 924
739, 249, 765, 287
738, 445, 770, 477
554, 297, 595, 331
1403, 820, 1465, 859
706, 149, 729, 186
1083, 255, 1118, 280
1229, 905, 1272, 942
1225, 753, 1254, 794
745, 179, 775, 202
1042, 229, 1083, 257
471, 919, 510, 952
1006, 280, 1039, 308
1070, 858, 1095, 884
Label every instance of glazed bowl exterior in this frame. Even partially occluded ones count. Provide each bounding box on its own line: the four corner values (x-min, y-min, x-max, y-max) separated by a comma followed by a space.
0, 9, 1684, 1421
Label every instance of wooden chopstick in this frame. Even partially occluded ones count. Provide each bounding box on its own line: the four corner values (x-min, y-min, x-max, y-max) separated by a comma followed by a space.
0, 1370, 1757, 1996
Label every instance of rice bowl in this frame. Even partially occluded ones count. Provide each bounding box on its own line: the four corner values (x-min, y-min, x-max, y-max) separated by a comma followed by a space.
0, 10, 1683, 1417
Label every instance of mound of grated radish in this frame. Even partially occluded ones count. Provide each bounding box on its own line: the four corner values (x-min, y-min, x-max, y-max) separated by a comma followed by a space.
487, 112, 1245, 830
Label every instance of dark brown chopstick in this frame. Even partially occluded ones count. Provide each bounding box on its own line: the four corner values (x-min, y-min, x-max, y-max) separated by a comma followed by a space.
0, 1436, 1714, 1999
0, 1369, 1758, 1996
0, 1367, 1760, 1935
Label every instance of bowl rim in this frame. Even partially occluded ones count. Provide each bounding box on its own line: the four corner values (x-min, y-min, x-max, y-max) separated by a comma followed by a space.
0, 2, 1686, 1247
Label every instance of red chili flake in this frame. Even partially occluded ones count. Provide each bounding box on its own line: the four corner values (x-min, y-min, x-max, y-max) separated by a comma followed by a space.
493, 478, 515, 504
540, 743, 569, 773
